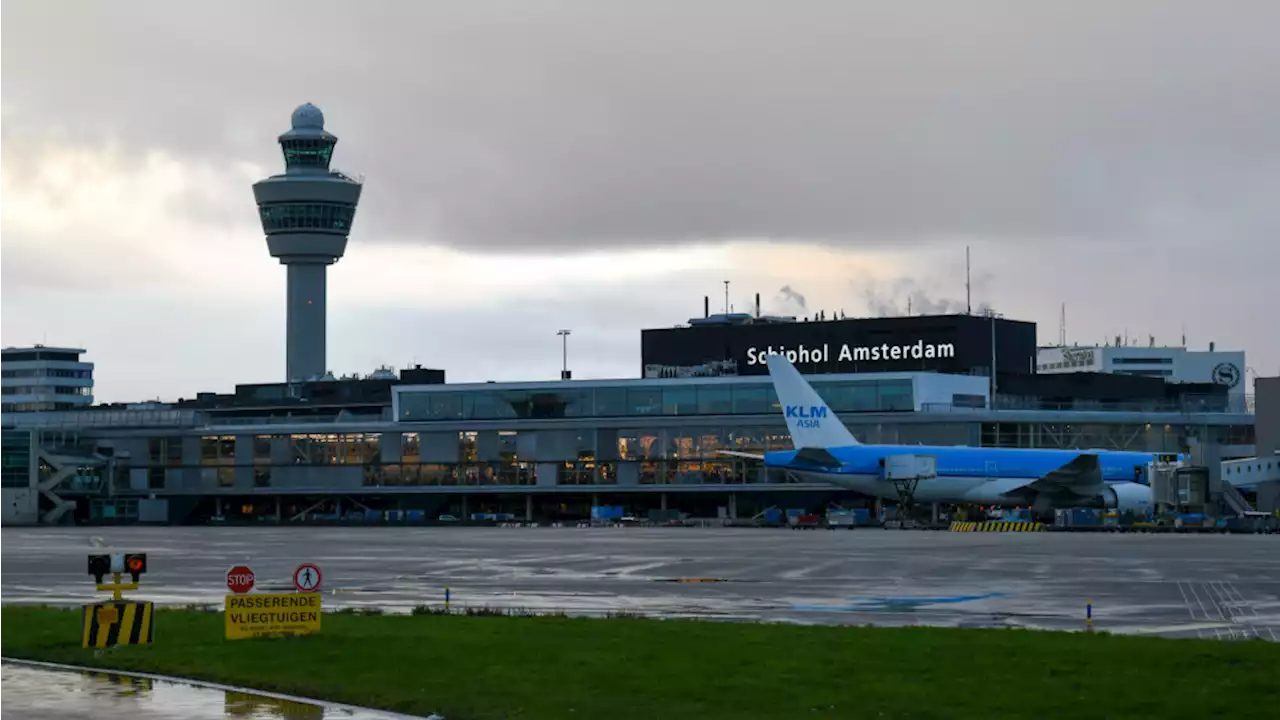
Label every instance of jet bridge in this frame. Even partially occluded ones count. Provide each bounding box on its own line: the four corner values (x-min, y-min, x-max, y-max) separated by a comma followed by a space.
1148, 460, 1211, 514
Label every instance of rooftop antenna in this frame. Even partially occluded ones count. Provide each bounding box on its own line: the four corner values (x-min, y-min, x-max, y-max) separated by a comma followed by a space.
907, 296, 912, 316
965, 246, 971, 315
1059, 303, 1066, 347
723, 280, 730, 314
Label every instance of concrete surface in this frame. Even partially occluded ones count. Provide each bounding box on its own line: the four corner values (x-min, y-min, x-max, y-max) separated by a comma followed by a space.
2, 526, 1278, 641
0, 661, 420, 719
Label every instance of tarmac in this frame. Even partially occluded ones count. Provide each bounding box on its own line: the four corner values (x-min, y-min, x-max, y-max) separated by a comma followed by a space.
2, 525, 1279, 641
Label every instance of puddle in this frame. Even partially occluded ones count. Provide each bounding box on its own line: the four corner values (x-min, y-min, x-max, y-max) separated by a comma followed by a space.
0, 662, 435, 719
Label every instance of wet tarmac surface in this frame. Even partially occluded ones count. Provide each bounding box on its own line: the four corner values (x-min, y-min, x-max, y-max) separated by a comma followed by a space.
0, 662, 423, 719
3, 525, 1279, 640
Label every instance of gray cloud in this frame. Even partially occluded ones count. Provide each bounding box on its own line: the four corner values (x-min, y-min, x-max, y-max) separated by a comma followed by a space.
859, 278, 993, 318
4, 0, 1280, 253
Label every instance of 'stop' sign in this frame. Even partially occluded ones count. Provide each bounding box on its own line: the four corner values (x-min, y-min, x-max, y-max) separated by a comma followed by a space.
226, 565, 255, 594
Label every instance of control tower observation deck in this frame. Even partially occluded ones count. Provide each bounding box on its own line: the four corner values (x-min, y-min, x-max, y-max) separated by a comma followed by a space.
253, 103, 363, 383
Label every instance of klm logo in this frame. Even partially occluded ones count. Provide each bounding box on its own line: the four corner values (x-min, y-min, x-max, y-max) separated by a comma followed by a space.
785, 405, 827, 429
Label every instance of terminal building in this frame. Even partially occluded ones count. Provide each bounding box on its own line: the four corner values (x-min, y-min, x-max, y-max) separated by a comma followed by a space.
0, 319, 1260, 526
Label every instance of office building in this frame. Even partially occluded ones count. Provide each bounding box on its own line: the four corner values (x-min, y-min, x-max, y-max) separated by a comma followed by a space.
1037, 343, 1247, 400
1, 346, 94, 413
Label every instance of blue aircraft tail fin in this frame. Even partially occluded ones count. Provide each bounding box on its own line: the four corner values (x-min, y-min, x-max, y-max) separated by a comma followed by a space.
766, 353, 860, 449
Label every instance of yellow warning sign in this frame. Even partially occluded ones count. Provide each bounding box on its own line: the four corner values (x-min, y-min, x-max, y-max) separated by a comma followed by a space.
224, 593, 322, 640
81, 601, 154, 649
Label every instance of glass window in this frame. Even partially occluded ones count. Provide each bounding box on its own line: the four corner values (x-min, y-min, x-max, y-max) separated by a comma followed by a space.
281, 139, 335, 168
697, 386, 732, 415
525, 390, 591, 419
662, 388, 698, 416
813, 382, 863, 412
594, 388, 627, 417
258, 203, 357, 233
617, 429, 661, 460
459, 432, 477, 462
737, 384, 773, 412
253, 436, 272, 462
500, 390, 532, 418
846, 383, 879, 412
878, 381, 914, 411
466, 391, 497, 420
1, 430, 32, 488
429, 394, 463, 420
666, 430, 698, 459
399, 393, 431, 420
627, 388, 662, 416
697, 429, 726, 457
497, 432, 519, 461
401, 433, 421, 463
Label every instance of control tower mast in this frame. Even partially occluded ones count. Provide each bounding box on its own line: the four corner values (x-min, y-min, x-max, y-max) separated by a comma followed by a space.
253, 104, 363, 382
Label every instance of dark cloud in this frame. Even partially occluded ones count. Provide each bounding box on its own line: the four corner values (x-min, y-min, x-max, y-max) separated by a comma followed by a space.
4, 0, 1279, 253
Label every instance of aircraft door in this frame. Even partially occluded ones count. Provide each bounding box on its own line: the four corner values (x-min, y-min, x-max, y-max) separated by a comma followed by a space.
984, 460, 998, 478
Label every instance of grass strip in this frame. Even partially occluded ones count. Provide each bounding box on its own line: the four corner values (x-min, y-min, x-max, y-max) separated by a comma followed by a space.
3, 605, 1278, 720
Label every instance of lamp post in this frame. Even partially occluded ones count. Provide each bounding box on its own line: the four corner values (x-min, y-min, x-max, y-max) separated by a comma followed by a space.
984, 309, 1004, 402
557, 329, 571, 380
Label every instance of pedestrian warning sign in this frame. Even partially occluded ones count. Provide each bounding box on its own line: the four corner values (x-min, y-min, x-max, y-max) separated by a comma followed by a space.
225, 592, 321, 640
293, 562, 322, 593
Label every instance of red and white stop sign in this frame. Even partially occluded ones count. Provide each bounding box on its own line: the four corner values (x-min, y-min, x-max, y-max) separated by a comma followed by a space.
226, 565, 255, 594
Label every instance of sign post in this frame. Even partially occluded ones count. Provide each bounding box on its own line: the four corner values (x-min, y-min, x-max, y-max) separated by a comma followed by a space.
224, 562, 323, 640
293, 563, 322, 593
83, 553, 153, 649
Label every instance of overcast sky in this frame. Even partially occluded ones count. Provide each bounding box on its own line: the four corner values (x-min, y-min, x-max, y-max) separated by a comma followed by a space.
3, 0, 1278, 402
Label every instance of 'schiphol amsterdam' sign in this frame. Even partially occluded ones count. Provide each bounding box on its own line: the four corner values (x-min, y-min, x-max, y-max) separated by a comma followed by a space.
745, 340, 957, 366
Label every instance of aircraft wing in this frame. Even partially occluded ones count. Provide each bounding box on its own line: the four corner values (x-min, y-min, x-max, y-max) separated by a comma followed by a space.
1022, 453, 1104, 495
793, 447, 843, 468
717, 450, 765, 461
715, 447, 842, 469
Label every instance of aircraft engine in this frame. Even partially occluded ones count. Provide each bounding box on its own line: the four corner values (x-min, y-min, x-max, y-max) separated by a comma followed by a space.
1099, 481, 1152, 512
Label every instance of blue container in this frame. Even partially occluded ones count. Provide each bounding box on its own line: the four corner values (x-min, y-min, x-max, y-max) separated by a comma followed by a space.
406, 510, 425, 522
852, 508, 871, 525
763, 508, 783, 524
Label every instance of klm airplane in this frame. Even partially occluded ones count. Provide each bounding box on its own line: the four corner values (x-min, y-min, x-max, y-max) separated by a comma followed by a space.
719, 354, 1184, 512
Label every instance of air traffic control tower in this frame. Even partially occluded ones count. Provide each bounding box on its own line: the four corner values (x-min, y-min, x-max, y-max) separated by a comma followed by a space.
253, 103, 363, 382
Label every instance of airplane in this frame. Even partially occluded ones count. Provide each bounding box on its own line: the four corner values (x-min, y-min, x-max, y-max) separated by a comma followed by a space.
718, 353, 1186, 513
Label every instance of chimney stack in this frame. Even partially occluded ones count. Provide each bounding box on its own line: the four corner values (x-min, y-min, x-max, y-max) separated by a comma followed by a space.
755, 293, 761, 318
703, 296, 709, 318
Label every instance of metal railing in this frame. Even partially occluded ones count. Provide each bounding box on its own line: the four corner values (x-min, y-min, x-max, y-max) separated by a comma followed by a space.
4, 409, 205, 430
923, 395, 1253, 415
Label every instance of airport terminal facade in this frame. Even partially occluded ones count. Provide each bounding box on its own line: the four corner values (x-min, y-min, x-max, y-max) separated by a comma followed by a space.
1, 315, 1258, 526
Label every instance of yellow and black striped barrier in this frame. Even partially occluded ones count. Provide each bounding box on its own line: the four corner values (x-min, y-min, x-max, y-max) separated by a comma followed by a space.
81, 601, 154, 649
950, 521, 1046, 532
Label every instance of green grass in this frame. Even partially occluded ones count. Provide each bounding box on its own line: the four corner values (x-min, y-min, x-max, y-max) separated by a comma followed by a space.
3, 606, 1278, 720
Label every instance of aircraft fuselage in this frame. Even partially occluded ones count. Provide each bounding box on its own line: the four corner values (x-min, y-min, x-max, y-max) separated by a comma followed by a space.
765, 444, 1180, 507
